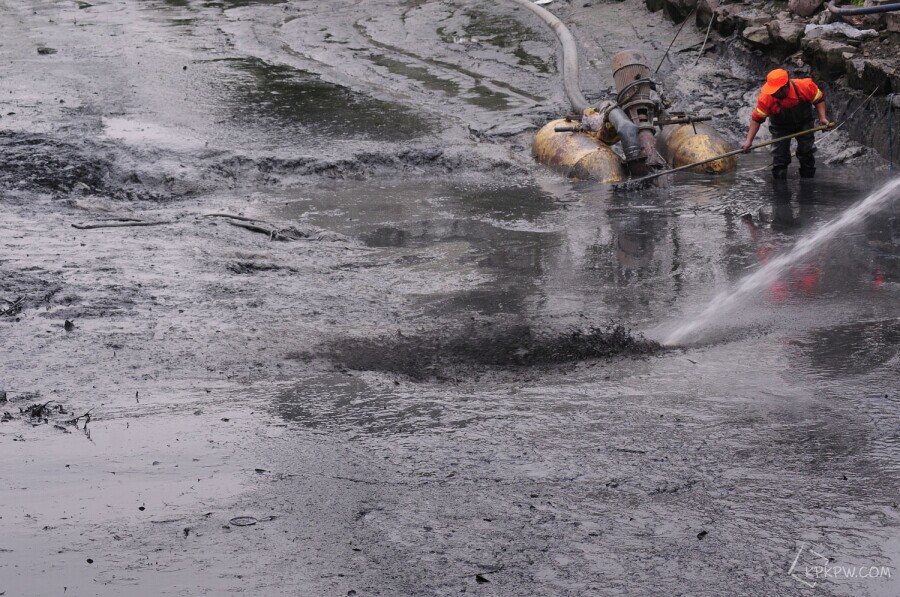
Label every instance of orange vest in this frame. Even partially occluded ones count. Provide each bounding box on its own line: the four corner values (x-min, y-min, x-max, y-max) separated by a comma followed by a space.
752, 78, 823, 123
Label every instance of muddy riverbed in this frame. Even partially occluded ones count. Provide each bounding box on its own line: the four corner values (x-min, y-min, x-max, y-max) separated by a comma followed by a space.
2, 0, 899, 595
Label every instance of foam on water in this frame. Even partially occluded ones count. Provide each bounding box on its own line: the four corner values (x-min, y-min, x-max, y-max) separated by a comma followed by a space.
665, 176, 900, 346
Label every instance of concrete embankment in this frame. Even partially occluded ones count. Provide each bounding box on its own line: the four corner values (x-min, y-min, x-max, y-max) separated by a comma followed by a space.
645, 0, 900, 163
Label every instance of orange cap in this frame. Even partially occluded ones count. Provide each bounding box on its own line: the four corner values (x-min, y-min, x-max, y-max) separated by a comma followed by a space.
762, 69, 789, 95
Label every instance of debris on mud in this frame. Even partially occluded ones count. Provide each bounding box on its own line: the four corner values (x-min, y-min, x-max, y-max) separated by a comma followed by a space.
316, 323, 660, 380
226, 260, 287, 275
0, 392, 92, 437
72, 218, 173, 230
205, 213, 349, 242
0, 297, 24, 317
224, 220, 343, 242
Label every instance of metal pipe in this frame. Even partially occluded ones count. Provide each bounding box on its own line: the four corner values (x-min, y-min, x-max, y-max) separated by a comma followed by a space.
654, 116, 712, 126
606, 107, 644, 162
827, 0, 900, 15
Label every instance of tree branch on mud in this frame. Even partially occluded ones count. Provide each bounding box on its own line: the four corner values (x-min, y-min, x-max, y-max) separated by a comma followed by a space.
203, 213, 352, 244
203, 212, 310, 241
0, 296, 24, 317
72, 219, 173, 229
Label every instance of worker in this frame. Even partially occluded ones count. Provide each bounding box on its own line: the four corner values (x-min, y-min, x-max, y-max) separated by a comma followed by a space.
741, 69, 832, 179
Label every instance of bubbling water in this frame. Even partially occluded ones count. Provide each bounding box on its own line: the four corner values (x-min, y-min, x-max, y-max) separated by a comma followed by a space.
665, 176, 900, 346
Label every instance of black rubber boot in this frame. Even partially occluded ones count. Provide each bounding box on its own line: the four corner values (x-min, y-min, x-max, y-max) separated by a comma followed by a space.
799, 167, 816, 178
772, 167, 788, 180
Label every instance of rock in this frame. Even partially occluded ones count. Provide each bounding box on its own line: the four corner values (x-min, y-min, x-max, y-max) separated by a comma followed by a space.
738, 8, 772, 26
664, 0, 698, 22
846, 57, 896, 92
826, 146, 867, 164
742, 25, 772, 46
788, 0, 823, 17
802, 37, 856, 76
712, 4, 744, 36
715, 5, 769, 36
810, 11, 830, 25
804, 22, 879, 41
887, 12, 900, 33
697, 0, 719, 27
767, 19, 806, 52
864, 59, 896, 93
845, 57, 867, 90
787, 51, 808, 70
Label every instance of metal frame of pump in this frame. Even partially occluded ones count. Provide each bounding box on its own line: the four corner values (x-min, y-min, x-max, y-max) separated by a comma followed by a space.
611, 50, 666, 176
554, 50, 710, 176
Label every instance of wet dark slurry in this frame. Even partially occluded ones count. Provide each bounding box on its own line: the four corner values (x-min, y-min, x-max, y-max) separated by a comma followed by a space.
315, 323, 658, 380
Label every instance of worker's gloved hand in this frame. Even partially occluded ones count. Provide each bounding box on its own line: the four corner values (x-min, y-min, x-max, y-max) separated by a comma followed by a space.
820, 118, 835, 129
740, 140, 753, 153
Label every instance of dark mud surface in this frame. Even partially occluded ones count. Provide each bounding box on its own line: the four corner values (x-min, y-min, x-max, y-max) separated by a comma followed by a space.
316, 323, 658, 381
1, 0, 898, 595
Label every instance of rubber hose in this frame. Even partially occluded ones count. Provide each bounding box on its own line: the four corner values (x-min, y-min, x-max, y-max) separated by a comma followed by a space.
508, 0, 643, 161
827, 0, 900, 15
508, 0, 589, 112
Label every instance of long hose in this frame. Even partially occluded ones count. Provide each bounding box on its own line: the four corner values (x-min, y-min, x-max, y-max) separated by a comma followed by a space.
827, 0, 900, 15
508, 0, 643, 162
508, 0, 589, 112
